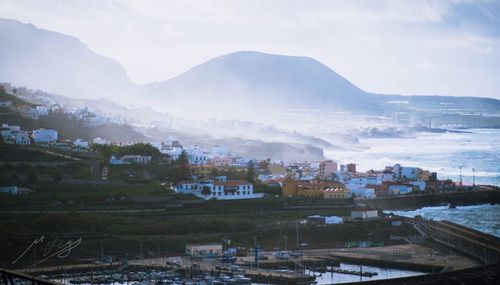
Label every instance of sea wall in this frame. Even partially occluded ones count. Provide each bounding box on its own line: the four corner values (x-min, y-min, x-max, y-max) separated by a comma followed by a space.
358, 190, 500, 210
417, 219, 500, 265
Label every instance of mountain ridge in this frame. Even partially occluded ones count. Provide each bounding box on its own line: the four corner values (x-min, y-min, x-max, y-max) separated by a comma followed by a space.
1, 18, 499, 119
0, 18, 135, 100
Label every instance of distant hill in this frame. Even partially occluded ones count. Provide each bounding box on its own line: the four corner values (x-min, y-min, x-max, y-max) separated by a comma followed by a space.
144, 51, 500, 118
145, 51, 390, 114
1, 18, 498, 126
0, 18, 135, 100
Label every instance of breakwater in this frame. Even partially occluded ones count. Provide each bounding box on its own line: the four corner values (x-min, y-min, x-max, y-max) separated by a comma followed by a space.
416, 218, 500, 265
358, 190, 500, 210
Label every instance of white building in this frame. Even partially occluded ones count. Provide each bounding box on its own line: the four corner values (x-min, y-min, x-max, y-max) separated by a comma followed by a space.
165, 147, 183, 160
378, 170, 394, 182
18, 105, 49, 119
393, 164, 421, 180
0, 124, 30, 145
32, 129, 58, 143
14, 131, 30, 145
175, 179, 263, 200
410, 180, 426, 191
351, 207, 379, 219
74, 139, 89, 149
307, 215, 343, 224
350, 187, 376, 198
93, 137, 109, 145
35, 105, 49, 116
346, 177, 378, 198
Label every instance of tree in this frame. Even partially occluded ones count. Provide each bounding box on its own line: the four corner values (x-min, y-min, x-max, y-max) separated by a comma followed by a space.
201, 186, 212, 196
173, 150, 191, 183
120, 143, 161, 161
247, 161, 255, 183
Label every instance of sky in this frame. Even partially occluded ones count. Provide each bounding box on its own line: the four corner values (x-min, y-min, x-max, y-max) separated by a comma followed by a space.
1, 0, 499, 98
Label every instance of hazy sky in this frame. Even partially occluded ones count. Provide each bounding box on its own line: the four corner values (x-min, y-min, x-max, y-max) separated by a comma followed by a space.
1, 0, 499, 98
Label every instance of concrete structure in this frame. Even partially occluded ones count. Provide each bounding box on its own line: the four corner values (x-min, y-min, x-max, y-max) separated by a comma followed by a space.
32, 128, 58, 143
351, 207, 379, 219
319, 160, 338, 179
185, 244, 223, 257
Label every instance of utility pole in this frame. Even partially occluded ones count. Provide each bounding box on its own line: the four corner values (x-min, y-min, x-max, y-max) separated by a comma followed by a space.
253, 237, 259, 271
459, 166, 463, 186
278, 222, 282, 250
296, 221, 299, 250
284, 236, 288, 252
472, 168, 476, 187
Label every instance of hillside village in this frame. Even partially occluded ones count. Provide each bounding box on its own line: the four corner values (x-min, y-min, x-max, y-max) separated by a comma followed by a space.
1, 82, 464, 201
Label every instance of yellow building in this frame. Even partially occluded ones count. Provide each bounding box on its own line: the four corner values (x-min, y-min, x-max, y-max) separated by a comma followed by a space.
419, 170, 431, 181
191, 165, 214, 177
282, 178, 345, 198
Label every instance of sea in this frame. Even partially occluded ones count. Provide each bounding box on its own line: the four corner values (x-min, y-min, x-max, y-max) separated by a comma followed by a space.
387, 204, 500, 238
325, 128, 500, 186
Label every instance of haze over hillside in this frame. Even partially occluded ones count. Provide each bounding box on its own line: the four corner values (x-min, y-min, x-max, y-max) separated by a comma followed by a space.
0, 18, 135, 100
1, 18, 499, 124
145, 51, 385, 114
